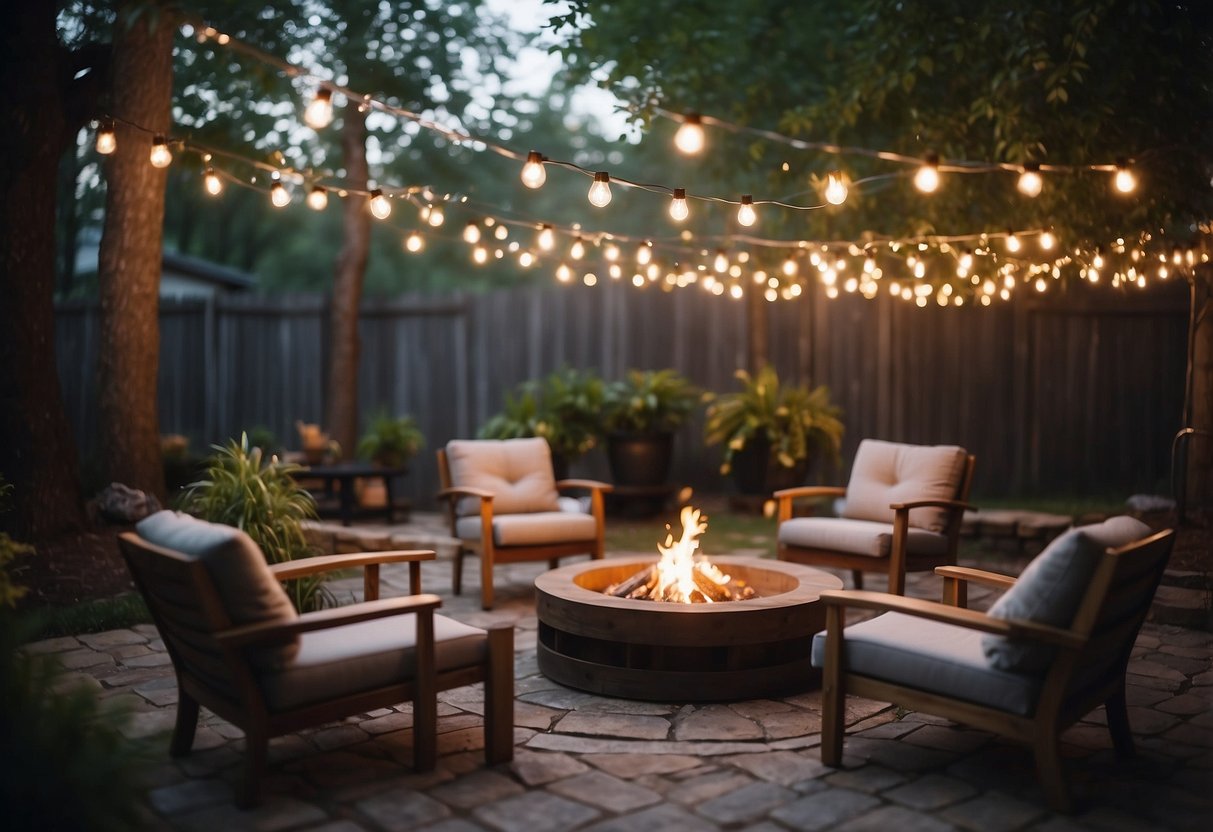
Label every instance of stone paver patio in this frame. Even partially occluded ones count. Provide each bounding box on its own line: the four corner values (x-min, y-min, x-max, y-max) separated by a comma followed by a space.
31, 516, 1213, 831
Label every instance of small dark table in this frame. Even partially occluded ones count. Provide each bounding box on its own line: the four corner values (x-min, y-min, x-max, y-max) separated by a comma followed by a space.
295, 463, 407, 526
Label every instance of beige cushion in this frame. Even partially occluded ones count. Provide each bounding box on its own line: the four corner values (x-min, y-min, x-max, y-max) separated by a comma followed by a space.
261, 613, 487, 711
447, 438, 560, 517
983, 516, 1151, 673
456, 512, 598, 547
779, 517, 949, 559
136, 510, 299, 667
841, 439, 967, 532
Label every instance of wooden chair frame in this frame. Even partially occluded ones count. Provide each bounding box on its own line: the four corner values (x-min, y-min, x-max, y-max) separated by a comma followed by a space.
118, 534, 514, 807
817, 528, 1175, 812
775, 453, 976, 595
436, 447, 612, 610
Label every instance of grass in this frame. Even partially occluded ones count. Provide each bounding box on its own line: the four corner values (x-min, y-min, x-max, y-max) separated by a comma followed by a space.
24, 593, 151, 641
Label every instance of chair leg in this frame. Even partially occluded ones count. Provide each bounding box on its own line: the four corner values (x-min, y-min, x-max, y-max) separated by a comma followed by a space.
484, 627, 515, 764
820, 605, 846, 767
169, 688, 199, 757
851, 570, 864, 590
548, 558, 560, 570
237, 728, 268, 809
452, 547, 465, 596
1105, 686, 1136, 757
1033, 732, 1074, 813
480, 549, 495, 610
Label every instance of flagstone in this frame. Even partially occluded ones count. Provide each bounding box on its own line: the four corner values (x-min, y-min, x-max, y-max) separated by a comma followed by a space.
547, 769, 663, 812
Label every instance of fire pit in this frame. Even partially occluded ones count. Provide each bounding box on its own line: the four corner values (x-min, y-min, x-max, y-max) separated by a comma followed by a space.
535, 507, 843, 701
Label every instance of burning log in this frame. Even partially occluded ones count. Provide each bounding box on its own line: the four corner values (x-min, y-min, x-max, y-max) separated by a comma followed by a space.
606, 566, 656, 598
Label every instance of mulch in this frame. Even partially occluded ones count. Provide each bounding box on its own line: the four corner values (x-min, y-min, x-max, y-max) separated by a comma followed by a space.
11, 507, 1211, 611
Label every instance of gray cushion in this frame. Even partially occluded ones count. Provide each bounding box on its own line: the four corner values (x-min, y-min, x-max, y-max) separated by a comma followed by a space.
261, 613, 487, 711
982, 516, 1152, 673
778, 517, 949, 559
136, 510, 299, 667
447, 438, 560, 517
841, 440, 967, 533
811, 612, 1041, 716
456, 512, 598, 547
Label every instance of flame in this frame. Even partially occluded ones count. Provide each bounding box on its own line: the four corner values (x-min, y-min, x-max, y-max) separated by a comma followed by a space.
654, 506, 731, 603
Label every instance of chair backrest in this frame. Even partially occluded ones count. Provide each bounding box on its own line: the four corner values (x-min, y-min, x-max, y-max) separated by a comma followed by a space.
841, 439, 970, 532
443, 438, 561, 517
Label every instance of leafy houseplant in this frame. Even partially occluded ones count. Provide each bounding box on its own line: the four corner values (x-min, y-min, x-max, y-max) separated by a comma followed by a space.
357, 411, 425, 468
182, 434, 331, 612
704, 365, 844, 494
602, 369, 700, 487
479, 367, 604, 478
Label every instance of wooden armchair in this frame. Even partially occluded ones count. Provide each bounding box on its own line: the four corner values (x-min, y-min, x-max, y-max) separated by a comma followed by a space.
776, 439, 975, 594
811, 517, 1174, 812
437, 437, 611, 609
119, 511, 514, 807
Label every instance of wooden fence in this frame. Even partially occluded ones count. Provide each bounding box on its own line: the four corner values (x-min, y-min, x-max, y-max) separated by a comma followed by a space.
55, 280, 1190, 506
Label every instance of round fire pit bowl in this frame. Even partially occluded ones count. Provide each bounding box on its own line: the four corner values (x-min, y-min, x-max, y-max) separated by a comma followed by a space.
535, 556, 844, 702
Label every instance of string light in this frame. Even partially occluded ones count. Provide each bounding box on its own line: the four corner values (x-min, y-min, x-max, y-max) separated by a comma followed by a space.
270, 179, 290, 208
472, 245, 488, 264
587, 172, 612, 207
304, 88, 333, 129
674, 112, 706, 155
424, 204, 444, 227
368, 188, 391, 219
1006, 233, 1022, 253
149, 135, 172, 168
519, 251, 535, 267
1039, 230, 1056, 250
520, 150, 546, 189
493, 223, 509, 241
669, 188, 689, 222
604, 243, 620, 261
1114, 159, 1137, 194
307, 185, 328, 210
913, 154, 940, 193
556, 263, 572, 282
463, 221, 481, 244
637, 241, 653, 265
537, 224, 555, 250
737, 195, 757, 227
203, 167, 223, 196
404, 231, 424, 252
1017, 163, 1043, 198
824, 172, 848, 205
95, 121, 116, 155
570, 237, 586, 260
782, 256, 798, 277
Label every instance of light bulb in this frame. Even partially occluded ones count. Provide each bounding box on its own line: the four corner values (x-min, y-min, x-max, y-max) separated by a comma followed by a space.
1017, 164, 1043, 197
463, 222, 481, 244
494, 224, 509, 240
519, 251, 534, 267
149, 135, 172, 168
1092, 251, 1104, 268
782, 257, 798, 277
520, 150, 546, 188
203, 168, 222, 196
588, 171, 612, 207
824, 172, 848, 205
304, 88, 333, 129
472, 245, 488, 264
95, 123, 116, 155
425, 204, 444, 227
714, 250, 729, 273
736, 195, 757, 227
913, 154, 939, 193
1039, 230, 1055, 250
537, 224, 555, 250
570, 237, 586, 260
369, 188, 391, 219
404, 231, 424, 252
270, 181, 290, 208
637, 242, 653, 265
674, 113, 705, 155
669, 188, 689, 222
1114, 161, 1136, 194
556, 263, 572, 282
604, 244, 620, 261
307, 186, 328, 211
1006, 233, 1022, 253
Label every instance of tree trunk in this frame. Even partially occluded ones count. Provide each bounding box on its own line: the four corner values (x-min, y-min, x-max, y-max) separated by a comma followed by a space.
325, 103, 371, 458
1186, 265, 1213, 507
0, 1, 101, 538
96, 2, 173, 501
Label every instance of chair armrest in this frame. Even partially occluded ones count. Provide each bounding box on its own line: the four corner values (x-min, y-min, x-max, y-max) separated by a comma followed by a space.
935, 565, 1017, 608
268, 550, 435, 581
773, 485, 847, 501
889, 498, 975, 512
818, 589, 1083, 648
216, 594, 443, 648
556, 479, 614, 493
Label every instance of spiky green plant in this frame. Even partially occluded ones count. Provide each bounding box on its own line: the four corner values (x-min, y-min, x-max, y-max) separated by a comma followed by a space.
182, 434, 331, 612
704, 365, 844, 474
479, 367, 605, 460
357, 410, 425, 468
602, 369, 700, 434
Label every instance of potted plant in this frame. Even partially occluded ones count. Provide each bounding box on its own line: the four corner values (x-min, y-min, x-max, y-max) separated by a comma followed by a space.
357, 411, 425, 469
479, 367, 603, 479
704, 365, 844, 495
602, 368, 699, 486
